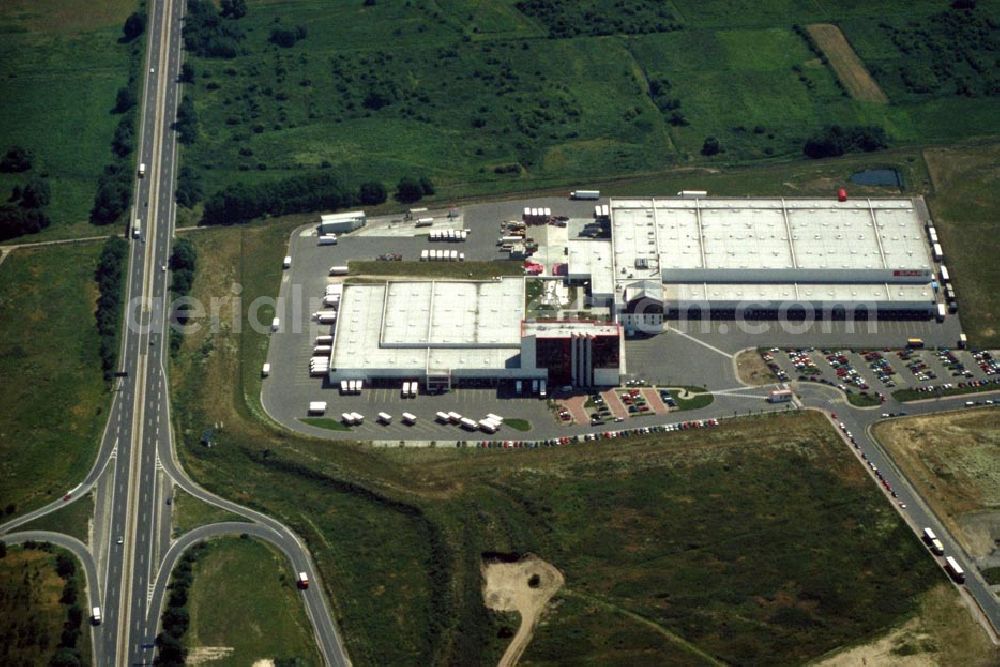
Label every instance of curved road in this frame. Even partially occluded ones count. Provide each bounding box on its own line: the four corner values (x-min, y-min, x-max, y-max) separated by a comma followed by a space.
4, 531, 105, 665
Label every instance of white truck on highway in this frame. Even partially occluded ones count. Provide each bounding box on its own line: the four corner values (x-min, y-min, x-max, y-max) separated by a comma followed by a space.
133, 219, 141, 239
944, 556, 965, 583
92, 607, 102, 625
297, 571, 310, 589
138, 163, 146, 177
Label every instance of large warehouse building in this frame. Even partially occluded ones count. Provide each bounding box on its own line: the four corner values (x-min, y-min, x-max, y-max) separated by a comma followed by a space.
327, 278, 624, 388
567, 196, 937, 325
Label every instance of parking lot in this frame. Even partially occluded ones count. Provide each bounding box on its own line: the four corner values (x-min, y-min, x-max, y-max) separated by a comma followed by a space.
763, 346, 1000, 401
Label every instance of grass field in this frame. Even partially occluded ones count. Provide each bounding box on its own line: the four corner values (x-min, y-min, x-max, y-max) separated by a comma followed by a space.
923, 143, 1000, 348
167, 217, 946, 664
347, 260, 523, 281
735, 350, 777, 386
171, 489, 247, 538
813, 583, 998, 667
668, 389, 715, 411
872, 409, 1000, 558
0, 545, 93, 667
20, 492, 95, 544
0, 0, 140, 239
185, 536, 321, 666
0, 243, 112, 516
891, 384, 1000, 403
177, 0, 1000, 209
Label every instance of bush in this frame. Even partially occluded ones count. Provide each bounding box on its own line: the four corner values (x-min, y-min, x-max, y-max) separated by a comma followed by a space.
19, 179, 50, 208
0, 145, 32, 172
183, 0, 245, 58
90, 162, 132, 225
114, 86, 136, 114
175, 166, 204, 208
179, 62, 195, 84
358, 181, 387, 205
174, 96, 198, 145
112, 116, 135, 158
395, 177, 424, 204
0, 205, 51, 241
803, 125, 889, 159
701, 136, 721, 156
269, 25, 307, 48
122, 11, 146, 41
94, 237, 129, 379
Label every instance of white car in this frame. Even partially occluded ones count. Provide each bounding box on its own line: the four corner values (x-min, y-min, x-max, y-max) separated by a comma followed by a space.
117, 536, 124, 545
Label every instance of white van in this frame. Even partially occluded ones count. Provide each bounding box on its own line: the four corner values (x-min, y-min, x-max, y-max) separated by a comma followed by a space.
92, 607, 102, 625
271, 317, 280, 332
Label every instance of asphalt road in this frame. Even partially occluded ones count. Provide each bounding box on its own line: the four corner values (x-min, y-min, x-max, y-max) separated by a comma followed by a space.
4, 531, 104, 664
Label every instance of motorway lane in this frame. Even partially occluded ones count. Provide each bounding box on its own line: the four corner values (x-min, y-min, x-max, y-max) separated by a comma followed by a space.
5, 531, 105, 665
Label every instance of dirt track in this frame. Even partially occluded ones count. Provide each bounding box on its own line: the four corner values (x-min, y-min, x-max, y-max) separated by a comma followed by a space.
483, 554, 564, 667
807, 24, 888, 104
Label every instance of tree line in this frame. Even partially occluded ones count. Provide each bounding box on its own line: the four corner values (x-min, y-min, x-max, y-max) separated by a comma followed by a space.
153, 542, 207, 666
95, 237, 129, 381
169, 237, 197, 353
183, 0, 247, 59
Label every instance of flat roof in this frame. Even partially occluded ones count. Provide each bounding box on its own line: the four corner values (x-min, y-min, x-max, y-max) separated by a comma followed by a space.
567, 238, 615, 296
611, 197, 932, 279
331, 278, 525, 372
662, 281, 934, 304
523, 321, 620, 338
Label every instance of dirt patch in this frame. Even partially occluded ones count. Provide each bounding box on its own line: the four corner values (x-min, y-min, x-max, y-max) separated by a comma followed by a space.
483, 554, 564, 667
807, 24, 889, 104
735, 349, 777, 386
816, 618, 935, 667
187, 646, 235, 664
251, 661, 275, 667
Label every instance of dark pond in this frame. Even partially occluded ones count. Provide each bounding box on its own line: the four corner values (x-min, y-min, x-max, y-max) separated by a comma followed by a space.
850, 168, 902, 187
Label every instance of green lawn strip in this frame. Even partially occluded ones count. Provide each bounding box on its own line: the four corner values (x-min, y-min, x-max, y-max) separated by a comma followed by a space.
846, 392, 882, 407
171, 489, 247, 539
980, 567, 1000, 586
20, 494, 95, 544
184, 536, 322, 665
301, 417, 351, 432
0, 243, 111, 516
503, 419, 531, 432
668, 389, 715, 411
347, 260, 523, 281
892, 383, 1000, 403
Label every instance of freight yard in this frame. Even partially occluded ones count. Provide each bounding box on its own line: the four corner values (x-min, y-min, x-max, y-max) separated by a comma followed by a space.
260, 190, 975, 442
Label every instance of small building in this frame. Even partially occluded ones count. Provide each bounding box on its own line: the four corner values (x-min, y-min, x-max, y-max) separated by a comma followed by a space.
319, 210, 366, 234
768, 386, 794, 403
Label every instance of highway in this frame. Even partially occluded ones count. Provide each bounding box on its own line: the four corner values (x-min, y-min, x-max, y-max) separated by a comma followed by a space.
1, 0, 350, 664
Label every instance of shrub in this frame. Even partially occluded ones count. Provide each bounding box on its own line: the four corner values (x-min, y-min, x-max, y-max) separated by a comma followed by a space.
0, 145, 32, 172
803, 125, 888, 159
122, 11, 146, 41
175, 166, 204, 207
94, 237, 129, 379
183, 0, 245, 58
174, 96, 198, 145
269, 25, 307, 48
114, 86, 137, 113
90, 162, 132, 225
358, 181, 387, 205
202, 172, 354, 225
395, 177, 424, 203
701, 136, 721, 156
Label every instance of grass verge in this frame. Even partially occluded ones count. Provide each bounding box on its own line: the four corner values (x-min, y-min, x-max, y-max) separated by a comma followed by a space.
845, 392, 882, 407
504, 419, 531, 432
0, 243, 112, 516
185, 536, 322, 666
171, 490, 247, 539
891, 383, 999, 403
20, 493, 95, 545
735, 350, 778, 386
300, 418, 351, 432
668, 389, 715, 411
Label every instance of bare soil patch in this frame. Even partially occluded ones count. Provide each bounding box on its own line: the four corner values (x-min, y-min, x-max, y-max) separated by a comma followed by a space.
807, 24, 889, 104
735, 349, 777, 386
186, 646, 235, 664
483, 554, 564, 667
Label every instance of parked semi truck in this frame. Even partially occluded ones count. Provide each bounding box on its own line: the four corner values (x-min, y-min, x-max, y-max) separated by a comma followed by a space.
570, 189, 600, 200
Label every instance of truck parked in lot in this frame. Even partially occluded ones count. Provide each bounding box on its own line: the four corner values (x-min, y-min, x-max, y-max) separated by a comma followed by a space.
329, 265, 349, 276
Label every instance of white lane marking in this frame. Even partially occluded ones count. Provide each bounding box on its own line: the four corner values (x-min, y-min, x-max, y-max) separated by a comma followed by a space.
664, 325, 736, 359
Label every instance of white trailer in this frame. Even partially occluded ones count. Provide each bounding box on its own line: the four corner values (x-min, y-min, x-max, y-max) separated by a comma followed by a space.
378, 412, 392, 424
944, 556, 965, 583
341, 412, 354, 425
318, 234, 338, 245
486, 413, 504, 425
297, 571, 309, 588
922, 527, 938, 543
435, 411, 450, 423
329, 265, 350, 276
283, 255, 292, 269
309, 367, 327, 377
677, 190, 708, 199
478, 419, 499, 433
313, 345, 332, 356
323, 295, 340, 307
570, 189, 600, 200
401, 412, 417, 425
939, 265, 950, 283
930, 538, 944, 555
271, 317, 280, 332
325, 284, 343, 296
340, 380, 349, 393
936, 303, 946, 322
415, 217, 434, 227
460, 417, 478, 430
420, 249, 430, 261
401, 382, 411, 398
351, 412, 364, 424
308, 401, 327, 415
447, 411, 462, 424
315, 335, 333, 344
928, 227, 938, 244
138, 163, 146, 177
350, 380, 362, 393
92, 607, 102, 624
317, 311, 337, 324
261, 363, 270, 378
932, 243, 943, 261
